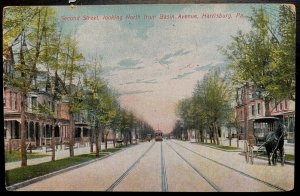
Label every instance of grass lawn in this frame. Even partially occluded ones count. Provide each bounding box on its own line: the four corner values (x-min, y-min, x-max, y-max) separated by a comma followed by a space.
285, 154, 295, 161
253, 151, 294, 161
5, 146, 126, 186
101, 147, 122, 153
202, 142, 240, 150
5, 154, 103, 186
5, 151, 50, 163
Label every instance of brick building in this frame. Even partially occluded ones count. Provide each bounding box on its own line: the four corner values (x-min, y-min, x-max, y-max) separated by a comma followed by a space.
235, 83, 295, 142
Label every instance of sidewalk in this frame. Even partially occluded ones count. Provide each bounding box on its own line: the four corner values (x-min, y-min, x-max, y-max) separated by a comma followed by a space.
5, 142, 115, 171
189, 139, 294, 165
200, 138, 294, 155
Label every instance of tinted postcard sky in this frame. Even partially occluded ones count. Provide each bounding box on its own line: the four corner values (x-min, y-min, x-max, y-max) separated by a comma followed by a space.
54, 4, 283, 132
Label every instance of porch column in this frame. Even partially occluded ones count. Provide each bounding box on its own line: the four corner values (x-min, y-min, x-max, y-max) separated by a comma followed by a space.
44, 123, 47, 146
33, 121, 36, 144
27, 121, 30, 141
80, 126, 84, 140
6, 121, 12, 139
39, 123, 42, 146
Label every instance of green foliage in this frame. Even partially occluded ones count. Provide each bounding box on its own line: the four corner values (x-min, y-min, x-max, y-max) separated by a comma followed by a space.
220, 5, 295, 102
202, 143, 240, 150
5, 154, 100, 186
173, 68, 234, 141
5, 151, 50, 163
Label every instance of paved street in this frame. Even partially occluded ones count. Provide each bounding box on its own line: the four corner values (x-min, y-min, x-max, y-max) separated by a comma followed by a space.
15, 139, 294, 192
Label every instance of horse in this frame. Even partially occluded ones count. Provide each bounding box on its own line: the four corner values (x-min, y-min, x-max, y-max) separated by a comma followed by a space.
264, 123, 286, 166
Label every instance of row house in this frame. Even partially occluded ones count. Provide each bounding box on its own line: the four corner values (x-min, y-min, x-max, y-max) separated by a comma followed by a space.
3, 64, 90, 151
74, 109, 91, 147
3, 44, 92, 150
3, 85, 72, 150
235, 83, 295, 142
4, 85, 93, 150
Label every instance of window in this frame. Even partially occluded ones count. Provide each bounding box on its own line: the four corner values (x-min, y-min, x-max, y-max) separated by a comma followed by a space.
257, 103, 261, 115
251, 105, 255, 116
274, 100, 277, 111
280, 102, 283, 111
15, 93, 18, 109
10, 91, 13, 109
11, 93, 17, 110
284, 100, 288, 110
31, 96, 37, 109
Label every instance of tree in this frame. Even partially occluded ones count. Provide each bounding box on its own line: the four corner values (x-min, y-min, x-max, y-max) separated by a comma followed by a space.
3, 7, 58, 167
268, 5, 296, 101
84, 58, 120, 154
59, 34, 85, 157
175, 68, 233, 145
220, 5, 295, 116
84, 75, 105, 157
38, 20, 64, 161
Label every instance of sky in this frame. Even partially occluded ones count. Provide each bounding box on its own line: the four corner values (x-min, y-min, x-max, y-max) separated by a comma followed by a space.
53, 4, 283, 133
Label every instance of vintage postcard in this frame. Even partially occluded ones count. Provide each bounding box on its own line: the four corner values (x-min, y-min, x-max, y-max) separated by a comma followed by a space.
3, 2, 295, 192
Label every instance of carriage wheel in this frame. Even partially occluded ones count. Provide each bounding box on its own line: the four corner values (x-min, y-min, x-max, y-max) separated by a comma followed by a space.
249, 145, 254, 165
244, 141, 249, 163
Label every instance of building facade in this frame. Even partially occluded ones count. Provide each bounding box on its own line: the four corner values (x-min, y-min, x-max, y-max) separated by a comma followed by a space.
235, 83, 295, 142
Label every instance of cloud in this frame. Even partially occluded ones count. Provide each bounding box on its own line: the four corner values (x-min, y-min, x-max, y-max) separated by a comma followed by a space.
124, 79, 158, 85
158, 49, 191, 65
119, 58, 143, 68
120, 90, 153, 95
172, 71, 196, 80
195, 62, 228, 72
72, 4, 259, 131
194, 63, 213, 71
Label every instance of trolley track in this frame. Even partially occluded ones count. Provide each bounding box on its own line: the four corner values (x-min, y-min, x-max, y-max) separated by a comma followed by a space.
106, 142, 156, 191
170, 140, 287, 192
107, 142, 168, 192
165, 141, 220, 191
160, 142, 168, 192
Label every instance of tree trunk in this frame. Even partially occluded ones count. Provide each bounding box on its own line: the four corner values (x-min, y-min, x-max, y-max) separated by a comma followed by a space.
113, 131, 116, 148
135, 127, 138, 144
215, 126, 220, 145
95, 129, 99, 157
69, 113, 74, 157
264, 99, 271, 117
51, 122, 56, 161
229, 128, 232, 146
129, 131, 132, 144
20, 93, 27, 167
90, 128, 94, 153
105, 133, 108, 150
99, 129, 102, 151
237, 128, 239, 148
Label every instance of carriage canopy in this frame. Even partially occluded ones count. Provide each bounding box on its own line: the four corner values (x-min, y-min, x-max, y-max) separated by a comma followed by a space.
253, 117, 281, 146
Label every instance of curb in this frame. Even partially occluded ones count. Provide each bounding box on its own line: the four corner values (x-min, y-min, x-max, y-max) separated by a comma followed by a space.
238, 152, 295, 165
195, 143, 243, 152
6, 144, 138, 191
196, 143, 294, 165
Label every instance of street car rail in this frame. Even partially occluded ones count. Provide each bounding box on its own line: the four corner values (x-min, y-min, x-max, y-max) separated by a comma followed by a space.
170, 140, 286, 192
160, 142, 168, 192
106, 142, 156, 192
165, 142, 221, 192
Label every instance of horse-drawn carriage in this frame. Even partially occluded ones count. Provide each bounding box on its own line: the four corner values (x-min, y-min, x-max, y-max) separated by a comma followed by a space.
244, 117, 286, 165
